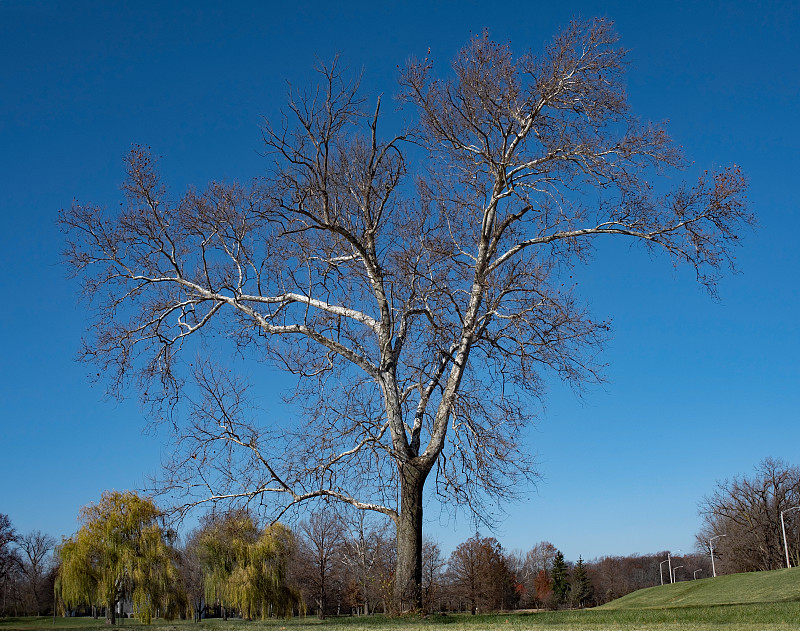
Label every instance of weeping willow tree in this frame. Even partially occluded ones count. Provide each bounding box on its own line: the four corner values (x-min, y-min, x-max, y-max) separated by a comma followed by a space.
195, 510, 302, 619
57, 491, 179, 624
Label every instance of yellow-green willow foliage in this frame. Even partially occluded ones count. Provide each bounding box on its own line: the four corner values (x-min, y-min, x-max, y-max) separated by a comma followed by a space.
197, 510, 302, 619
56, 491, 179, 625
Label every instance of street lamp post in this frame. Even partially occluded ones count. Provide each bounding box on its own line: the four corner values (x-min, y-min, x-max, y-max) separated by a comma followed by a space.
780, 506, 800, 568
672, 565, 684, 582
668, 550, 681, 584
659, 559, 670, 586
694, 569, 703, 580
709, 534, 727, 577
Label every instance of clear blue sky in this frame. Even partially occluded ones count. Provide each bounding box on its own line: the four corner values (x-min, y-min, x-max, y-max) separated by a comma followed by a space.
1, 0, 798, 563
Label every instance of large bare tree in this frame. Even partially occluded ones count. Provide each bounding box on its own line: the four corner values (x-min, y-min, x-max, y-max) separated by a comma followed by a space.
62, 19, 751, 610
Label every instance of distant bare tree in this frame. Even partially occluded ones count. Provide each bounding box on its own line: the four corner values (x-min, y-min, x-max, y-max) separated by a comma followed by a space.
506, 542, 558, 608
177, 535, 205, 622
19, 531, 55, 616
447, 533, 517, 613
421, 538, 446, 613
586, 552, 664, 603
0, 515, 21, 615
698, 458, 800, 573
526, 542, 558, 576
340, 511, 394, 615
517, 540, 559, 607
62, 19, 752, 610
294, 510, 345, 619
533, 569, 552, 608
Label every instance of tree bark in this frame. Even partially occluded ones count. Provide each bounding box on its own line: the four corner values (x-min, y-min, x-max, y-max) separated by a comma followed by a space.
316, 597, 324, 620
394, 463, 426, 611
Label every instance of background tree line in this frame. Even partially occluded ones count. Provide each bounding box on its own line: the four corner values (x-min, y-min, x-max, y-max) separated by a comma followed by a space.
0, 500, 702, 619
7, 459, 799, 620
697, 458, 800, 574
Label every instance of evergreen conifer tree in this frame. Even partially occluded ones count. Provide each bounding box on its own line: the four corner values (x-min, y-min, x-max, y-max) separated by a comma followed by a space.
570, 556, 593, 608
550, 551, 569, 608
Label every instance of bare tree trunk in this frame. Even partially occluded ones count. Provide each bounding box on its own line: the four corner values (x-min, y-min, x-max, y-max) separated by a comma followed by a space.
394, 464, 425, 611
107, 599, 116, 625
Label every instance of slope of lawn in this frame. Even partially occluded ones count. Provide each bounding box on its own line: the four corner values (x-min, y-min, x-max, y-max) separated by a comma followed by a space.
601, 566, 800, 609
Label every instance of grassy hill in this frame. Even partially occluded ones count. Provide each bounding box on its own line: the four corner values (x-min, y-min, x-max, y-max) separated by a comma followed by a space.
601, 566, 800, 609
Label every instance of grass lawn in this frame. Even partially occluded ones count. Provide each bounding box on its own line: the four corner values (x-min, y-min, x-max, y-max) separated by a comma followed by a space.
5, 568, 800, 631
4, 604, 800, 631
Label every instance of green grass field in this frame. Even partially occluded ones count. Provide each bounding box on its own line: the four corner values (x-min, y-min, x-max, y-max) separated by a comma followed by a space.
4, 569, 800, 631
3, 605, 800, 631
